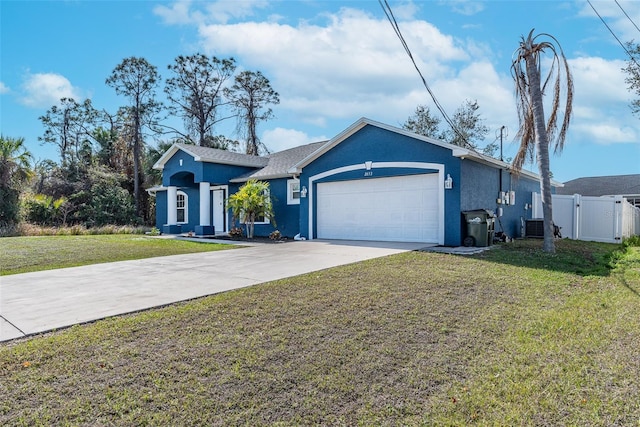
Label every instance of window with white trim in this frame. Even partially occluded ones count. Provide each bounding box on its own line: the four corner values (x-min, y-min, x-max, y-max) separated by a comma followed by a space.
253, 188, 271, 224
287, 179, 301, 205
176, 191, 188, 223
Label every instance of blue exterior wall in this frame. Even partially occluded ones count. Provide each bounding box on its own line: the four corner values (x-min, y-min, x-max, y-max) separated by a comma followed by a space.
155, 190, 167, 229
155, 127, 553, 244
298, 124, 463, 245
237, 178, 301, 238
157, 147, 259, 234
460, 160, 542, 240
162, 150, 256, 187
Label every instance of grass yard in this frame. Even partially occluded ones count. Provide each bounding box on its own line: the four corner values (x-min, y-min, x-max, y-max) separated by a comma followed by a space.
1, 239, 639, 425
0, 234, 234, 275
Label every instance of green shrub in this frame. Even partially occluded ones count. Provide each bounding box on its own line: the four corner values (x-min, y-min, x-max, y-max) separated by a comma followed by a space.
21, 193, 67, 225
0, 186, 20, 226
623, 235, 640, 247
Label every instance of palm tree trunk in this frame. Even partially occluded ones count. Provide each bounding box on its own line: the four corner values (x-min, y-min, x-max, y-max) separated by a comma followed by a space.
525, 55, 556, 253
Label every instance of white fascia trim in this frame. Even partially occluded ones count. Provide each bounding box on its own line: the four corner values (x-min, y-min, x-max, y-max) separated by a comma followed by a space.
154, 143, 267, 170
307, 161, 445, 245
145, 185, 167, 196
289, 117, 460, 174
229, 173, 294, 183
153, 144, 181, 170
452, 150, 564, 188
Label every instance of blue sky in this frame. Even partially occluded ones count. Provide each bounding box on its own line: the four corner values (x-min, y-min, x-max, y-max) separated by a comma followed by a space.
1, 0, 639, 183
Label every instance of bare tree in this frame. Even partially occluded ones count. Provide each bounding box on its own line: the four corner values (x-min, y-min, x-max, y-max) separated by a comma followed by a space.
39, 98, 97, 166
403, 105, 441, 138
511, 29, 573, 253
403, 100, 492, 155
106, 57, 162, 218
165, 54, 237, 148
441, 100, 489, 150
226, 71, 280, 155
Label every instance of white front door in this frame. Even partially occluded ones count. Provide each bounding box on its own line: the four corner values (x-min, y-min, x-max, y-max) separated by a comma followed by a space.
212, 187, 227, 233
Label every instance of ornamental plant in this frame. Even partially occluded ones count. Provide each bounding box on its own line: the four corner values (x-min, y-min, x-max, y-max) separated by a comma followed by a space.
226, 180, 275, 239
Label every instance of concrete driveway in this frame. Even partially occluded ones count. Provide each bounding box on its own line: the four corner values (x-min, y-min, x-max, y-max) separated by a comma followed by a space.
0, 239, 429, 342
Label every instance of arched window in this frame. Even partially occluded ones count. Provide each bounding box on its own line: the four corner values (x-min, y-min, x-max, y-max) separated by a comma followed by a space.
176, 191, 188, 223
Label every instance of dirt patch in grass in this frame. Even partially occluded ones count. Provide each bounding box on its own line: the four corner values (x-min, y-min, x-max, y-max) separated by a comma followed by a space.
1, 240, 639, 425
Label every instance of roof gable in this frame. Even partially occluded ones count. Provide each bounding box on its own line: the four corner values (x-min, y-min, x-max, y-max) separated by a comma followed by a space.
230, 141, 327, 182
288, 117, 463, 174
153, 143, 269, 170
287, 117, 563, 187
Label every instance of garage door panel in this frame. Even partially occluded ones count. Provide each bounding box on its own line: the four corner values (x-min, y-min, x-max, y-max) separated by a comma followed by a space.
317, 174, 440, 243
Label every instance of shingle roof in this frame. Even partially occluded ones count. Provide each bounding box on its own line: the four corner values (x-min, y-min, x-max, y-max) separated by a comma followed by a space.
230, 141, 327, 182
557, 174, 640, 196
174, 143, 269, 168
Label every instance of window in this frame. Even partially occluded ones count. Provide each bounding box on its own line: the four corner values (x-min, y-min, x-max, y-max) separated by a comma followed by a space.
254, 188, 271, 224
287, 179, 301, 205
176, 191, 188, 223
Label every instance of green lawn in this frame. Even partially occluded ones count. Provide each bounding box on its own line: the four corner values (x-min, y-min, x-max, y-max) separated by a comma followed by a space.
0, 234, 234, 275
1, 238, 639, 425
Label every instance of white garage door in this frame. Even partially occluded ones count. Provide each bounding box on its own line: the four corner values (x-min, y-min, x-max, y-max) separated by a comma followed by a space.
316, 174, 440, 243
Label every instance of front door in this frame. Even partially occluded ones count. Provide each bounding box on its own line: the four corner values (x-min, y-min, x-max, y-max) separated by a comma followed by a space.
212, 187, 227, 234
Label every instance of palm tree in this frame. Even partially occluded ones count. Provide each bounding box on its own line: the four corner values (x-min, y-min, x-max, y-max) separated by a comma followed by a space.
511, 29, 573, 253
0, 135, 33, 187
227, 180, 275, 239
0, 135, 33, 226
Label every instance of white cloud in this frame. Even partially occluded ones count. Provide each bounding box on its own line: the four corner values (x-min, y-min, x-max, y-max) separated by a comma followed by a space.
446, 0, 485, 16
158, 1, 637, 152
196, 7, 468, 129
573, 121, 638, 145
570, 57, 628, 104
154, 0, 201, 25
154, 0, 268, 25
567, 56, 639, 145
388, 1, 420, 20
579, 0, 640, 44
203, 0, 268, 24
0, 81, 9, 94
262, 127, 328, 153
20, 72, 83, 108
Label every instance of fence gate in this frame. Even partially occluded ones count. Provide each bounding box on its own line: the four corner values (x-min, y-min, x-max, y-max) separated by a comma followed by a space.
532, 193, 640, 243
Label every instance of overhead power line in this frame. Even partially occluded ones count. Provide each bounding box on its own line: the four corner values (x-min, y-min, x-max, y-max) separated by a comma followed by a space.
614, 0, 640, 35
587, 0, 640, 68
378, 0, 475, 150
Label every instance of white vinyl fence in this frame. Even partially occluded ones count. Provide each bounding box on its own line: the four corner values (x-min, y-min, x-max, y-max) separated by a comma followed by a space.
532, 193, 640, 243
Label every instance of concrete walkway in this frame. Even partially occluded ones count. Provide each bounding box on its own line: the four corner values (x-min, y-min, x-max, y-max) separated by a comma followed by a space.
0, 240, 430, 342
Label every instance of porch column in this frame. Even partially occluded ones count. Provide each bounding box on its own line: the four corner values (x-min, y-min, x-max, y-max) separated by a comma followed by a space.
163, 186, 181, 234
195, 182, 214, 235
199, 182, 211, 226
167, 186, 177, 224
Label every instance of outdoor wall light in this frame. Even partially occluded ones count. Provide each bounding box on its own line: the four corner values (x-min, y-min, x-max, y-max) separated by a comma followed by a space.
301, 186, 308, 198
444, 174, 453, 190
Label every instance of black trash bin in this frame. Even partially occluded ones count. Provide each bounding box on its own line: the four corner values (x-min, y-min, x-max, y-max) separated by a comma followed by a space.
462, 209, 495, 247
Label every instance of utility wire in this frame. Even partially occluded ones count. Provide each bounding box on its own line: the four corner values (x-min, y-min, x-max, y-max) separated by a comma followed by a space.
378, 0, 476, 151
614, 0, 640, 35
588, 0, 640, 67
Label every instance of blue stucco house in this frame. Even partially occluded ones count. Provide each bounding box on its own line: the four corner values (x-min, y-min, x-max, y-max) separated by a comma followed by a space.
150, 117, 556, 246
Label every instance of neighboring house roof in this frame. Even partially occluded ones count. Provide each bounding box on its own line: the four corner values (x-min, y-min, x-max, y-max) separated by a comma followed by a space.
557, 174, 640, 196
153, 143, 269, 170
230, 141, 327, 183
